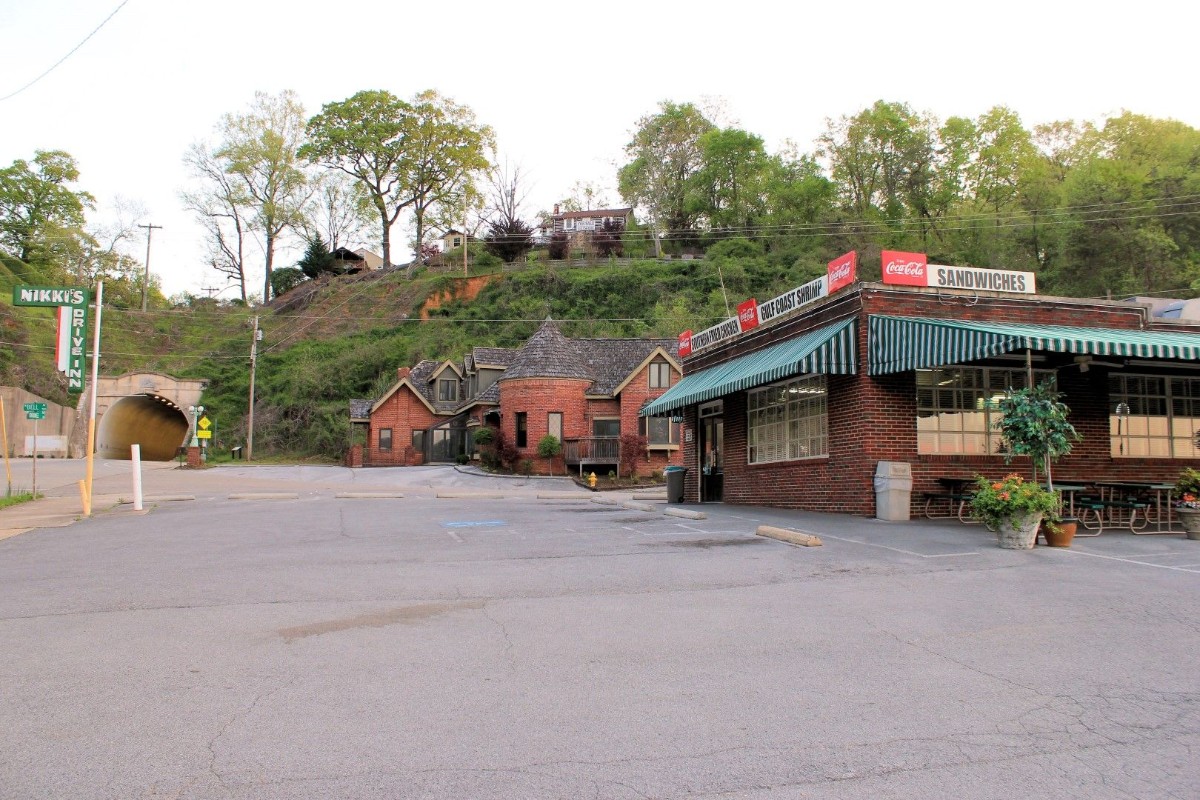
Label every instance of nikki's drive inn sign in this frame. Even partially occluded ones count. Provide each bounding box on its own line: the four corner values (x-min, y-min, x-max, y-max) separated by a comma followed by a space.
12, 286, 90, 393
881, 250, 1036, 294
679, 252, 857, 357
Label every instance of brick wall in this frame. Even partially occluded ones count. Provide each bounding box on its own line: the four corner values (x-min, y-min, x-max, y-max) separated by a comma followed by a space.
367, 383, 438, 466
675, 284, 1198, 515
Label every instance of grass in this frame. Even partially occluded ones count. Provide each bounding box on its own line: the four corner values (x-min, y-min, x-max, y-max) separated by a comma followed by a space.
0, 491, 40, 510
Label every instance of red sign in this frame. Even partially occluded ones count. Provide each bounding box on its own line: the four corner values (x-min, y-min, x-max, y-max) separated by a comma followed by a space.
881, 250, 927, 286
827, 251, 856, 293
737, 298, 759, 331
678, 330, 693, 357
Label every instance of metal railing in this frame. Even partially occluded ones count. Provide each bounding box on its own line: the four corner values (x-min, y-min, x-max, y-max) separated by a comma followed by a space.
562, 437, 621, 465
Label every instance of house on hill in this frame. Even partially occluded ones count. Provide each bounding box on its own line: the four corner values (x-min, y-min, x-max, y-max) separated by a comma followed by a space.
356, 320, 682, 475
546, 205, 633, 253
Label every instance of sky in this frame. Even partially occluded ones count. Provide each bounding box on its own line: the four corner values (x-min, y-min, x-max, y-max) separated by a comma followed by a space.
2, 0, 1197, 300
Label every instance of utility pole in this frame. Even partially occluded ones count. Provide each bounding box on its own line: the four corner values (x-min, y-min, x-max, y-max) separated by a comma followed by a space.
138, 223, 162, 312
247, 316, 260, 461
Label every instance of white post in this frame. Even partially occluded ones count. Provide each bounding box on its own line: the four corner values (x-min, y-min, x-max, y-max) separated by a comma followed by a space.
131, 444, 142, 511
31, 417, 38, 497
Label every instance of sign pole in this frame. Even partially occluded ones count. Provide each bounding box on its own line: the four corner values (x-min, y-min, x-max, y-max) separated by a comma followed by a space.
84, 281, 103, 516
0, 396, 11, 496
31, 417, 38, 497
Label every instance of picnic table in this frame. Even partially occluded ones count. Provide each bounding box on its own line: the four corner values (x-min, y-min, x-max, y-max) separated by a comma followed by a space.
922, 477, 978, 523
1084, 480, 1178, 534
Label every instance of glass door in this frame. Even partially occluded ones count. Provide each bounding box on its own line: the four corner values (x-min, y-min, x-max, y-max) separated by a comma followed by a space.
700, 415, 724, 502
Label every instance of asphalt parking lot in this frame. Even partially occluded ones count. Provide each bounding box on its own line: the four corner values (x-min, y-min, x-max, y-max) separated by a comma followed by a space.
1, 462, 1198, 798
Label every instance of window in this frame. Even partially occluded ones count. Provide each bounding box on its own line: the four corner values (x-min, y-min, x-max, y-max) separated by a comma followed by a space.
451, 236, 462, 248
916, 367, 1053, 455
747, 375, 827, 463
1109, 373, 1200, 458
411, 430, 425, 452
379, 428, 392, 451
639, 416, 679, 447
548, 412, 563, 442
649, 361, 671, 389
564, 218, 575, 230
438, 378, 458, 402
516, 412, 528, 448
592, 418, 620, 438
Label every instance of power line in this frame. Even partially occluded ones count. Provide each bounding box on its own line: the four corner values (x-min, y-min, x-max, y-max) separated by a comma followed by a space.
0, 1, 131, 103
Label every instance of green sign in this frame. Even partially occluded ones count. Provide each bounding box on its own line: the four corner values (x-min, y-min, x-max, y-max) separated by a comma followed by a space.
24, 402, 46, 420
12, 285, 90, 394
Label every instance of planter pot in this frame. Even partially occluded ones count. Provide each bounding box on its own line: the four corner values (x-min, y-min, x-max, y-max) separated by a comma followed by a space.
1041, 518, 1077, 548
1178, 508, 1200, 540
996, 513, 1044, 550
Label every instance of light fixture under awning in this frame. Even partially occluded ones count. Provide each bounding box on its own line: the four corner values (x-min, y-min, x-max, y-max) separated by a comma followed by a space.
641, 318, 857, 417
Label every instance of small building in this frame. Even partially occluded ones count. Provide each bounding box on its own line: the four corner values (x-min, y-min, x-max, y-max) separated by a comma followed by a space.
546, 205, 632, 252
362, 320, 683, 475
642, 251, 1200, 515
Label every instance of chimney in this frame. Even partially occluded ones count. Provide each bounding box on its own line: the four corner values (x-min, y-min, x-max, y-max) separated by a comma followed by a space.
553, 203, 560, 215
397, 367, 411, 380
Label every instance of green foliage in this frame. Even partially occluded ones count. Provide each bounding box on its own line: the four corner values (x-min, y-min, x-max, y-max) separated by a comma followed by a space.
995, 382, 1080, 488
1174, 468, 1200, 508
618, 432, 647, 478
297, 235, 339, 278
270, 267, 306, 297
472, 427, 495, 445
970, 473, 1060, 529
0, 491, 39, 508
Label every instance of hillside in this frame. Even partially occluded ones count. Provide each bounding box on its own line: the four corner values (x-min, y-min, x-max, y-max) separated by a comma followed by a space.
4, 245, 823, 457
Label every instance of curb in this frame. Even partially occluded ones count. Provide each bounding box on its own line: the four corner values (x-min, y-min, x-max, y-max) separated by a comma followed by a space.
756, 525, 823, 547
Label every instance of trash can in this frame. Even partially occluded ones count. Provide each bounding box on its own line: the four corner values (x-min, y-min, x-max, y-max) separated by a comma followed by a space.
665, 466, 688, 504
873, 461, 913, 521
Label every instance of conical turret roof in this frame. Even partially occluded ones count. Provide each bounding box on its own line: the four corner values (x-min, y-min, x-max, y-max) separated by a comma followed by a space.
499, 318, 596, 382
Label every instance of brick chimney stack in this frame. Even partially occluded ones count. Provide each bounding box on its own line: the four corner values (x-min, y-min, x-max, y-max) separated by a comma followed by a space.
397, 367, 411, 380
553, 203, 560, 215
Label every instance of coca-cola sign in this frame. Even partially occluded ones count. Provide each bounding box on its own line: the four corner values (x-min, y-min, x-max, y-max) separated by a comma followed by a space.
737, 298, 760, 331
677, 330, 692, 357
881, 250, 927, 286
827, 251, 856, 293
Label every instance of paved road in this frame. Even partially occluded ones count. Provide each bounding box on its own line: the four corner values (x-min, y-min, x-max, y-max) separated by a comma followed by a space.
1, 461, 1198, 798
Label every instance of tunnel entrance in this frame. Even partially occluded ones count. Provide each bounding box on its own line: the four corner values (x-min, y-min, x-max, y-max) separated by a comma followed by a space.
96, 393, 191, 460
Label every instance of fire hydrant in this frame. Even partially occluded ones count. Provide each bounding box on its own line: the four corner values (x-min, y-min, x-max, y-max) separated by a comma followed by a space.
588, 472, 597, 489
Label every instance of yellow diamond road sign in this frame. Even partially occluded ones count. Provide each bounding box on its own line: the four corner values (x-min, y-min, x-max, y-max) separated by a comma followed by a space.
198, 416, 212, 430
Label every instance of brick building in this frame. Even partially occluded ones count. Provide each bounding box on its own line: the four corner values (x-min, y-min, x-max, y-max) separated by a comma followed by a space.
360, 320, 683, 475
643, 255, 1200, 516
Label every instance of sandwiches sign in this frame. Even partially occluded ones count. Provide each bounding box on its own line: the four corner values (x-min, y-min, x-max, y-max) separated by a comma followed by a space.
881, 250, 1036, 294
679, 251, 857, 357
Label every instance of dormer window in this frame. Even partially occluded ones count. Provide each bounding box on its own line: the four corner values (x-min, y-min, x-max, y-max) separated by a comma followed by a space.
438, 379, 458, 402
649, 361, 671, 389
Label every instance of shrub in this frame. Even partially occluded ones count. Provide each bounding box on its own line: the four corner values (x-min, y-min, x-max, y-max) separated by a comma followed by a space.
618, 432, 647, 478
548, 232, 569, 260
472, 427, 495, 446
520, 458, 534, 476
537, 434, 561, 476
970, 473, 1059, 529
455, 453, 469, 465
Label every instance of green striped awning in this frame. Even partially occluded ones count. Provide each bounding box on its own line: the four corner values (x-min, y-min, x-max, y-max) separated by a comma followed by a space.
641, 318, 857, 417
869, 315, 1200, 374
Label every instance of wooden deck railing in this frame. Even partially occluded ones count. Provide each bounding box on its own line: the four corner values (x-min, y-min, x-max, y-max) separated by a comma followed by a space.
562, 437, 621, 466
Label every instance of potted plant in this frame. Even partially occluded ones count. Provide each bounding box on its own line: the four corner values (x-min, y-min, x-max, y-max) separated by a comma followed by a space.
1173, 467, 1200, 540
995, 382, 1081, 546
970, 473, 1060, 549
1041, 513, 1079, 547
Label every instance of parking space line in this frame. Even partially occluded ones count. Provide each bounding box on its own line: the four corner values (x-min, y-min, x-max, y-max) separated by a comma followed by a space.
818, 532, 978, 559
1063, 549, 1200, 573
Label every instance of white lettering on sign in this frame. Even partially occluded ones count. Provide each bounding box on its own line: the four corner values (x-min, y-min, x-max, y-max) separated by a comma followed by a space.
757, 275, 827, 325
932, 266, 1035, 293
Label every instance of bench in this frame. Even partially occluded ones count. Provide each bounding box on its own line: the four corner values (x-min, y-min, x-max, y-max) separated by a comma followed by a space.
922, 491, 977, 523
1076, 497, 1150, 534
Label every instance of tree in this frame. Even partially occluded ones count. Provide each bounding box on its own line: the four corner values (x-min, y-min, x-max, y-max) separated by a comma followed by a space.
482, 161, 534, 263
686, 127, 771, 234
618, 101, 715, 253
270, 267, 305, 297
301, 90, 417, 269
402, 91, 494, 277
217, 91, 311, 301
593, 218, 624, 257
304, 167, 373, 254
296, 235, 339, 278
181, 141, 251, 303
0, 150, 94, 267
301, 90, 493, 275
537, 434, 561, 476
485, 218, 534, 262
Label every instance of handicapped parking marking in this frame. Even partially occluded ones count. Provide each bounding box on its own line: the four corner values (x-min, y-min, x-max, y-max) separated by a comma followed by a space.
444, 520, 506, 528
